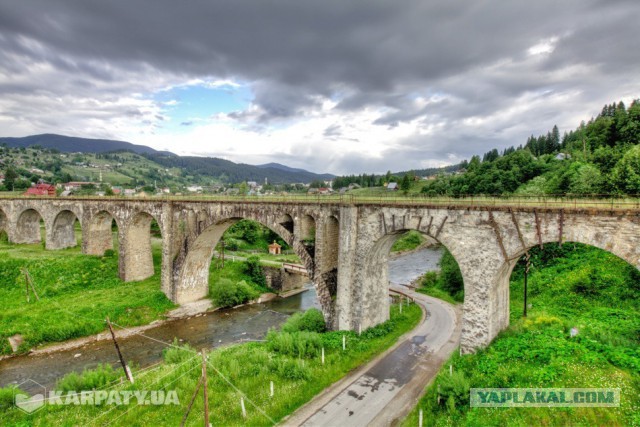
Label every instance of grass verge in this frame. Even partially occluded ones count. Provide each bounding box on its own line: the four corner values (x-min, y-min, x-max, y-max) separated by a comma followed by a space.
0, 304, 422, 425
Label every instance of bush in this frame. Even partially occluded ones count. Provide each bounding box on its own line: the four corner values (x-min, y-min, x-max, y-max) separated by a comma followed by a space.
55, 364, 121, 392
162, 339, 196, 364
281, 308, 326, 333
210, 279, 259, 308
0, 385, 22, 410
245, 256, 266, 288
267, 330, 322, 358
438, 249, 464, 298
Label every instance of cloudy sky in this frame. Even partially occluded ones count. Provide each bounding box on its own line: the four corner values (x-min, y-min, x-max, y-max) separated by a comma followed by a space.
0, 1, 639, 174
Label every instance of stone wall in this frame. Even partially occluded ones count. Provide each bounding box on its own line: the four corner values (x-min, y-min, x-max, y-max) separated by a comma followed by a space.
261, 265, 308, 292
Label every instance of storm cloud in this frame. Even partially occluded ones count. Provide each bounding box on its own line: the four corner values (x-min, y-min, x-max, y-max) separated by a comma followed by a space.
0, 0, 639, 174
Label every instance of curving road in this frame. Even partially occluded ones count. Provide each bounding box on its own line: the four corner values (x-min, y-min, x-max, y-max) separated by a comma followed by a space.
282, 286, 461, 427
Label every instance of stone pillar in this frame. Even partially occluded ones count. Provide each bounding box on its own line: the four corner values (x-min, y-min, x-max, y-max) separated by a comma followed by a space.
456, 249, 509, 354
120, 213, 155, 282
335, 205, 360, 330
13, 209, 42, 244
161, 202, 175, 301
83, 211, 115, 256
47, 211, 78, 250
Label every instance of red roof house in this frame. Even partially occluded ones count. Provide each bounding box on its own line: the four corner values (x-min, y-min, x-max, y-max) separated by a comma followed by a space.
24, 183, 56, 196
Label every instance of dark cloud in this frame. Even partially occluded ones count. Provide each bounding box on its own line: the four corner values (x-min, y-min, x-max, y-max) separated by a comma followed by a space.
0, 0, 639, 173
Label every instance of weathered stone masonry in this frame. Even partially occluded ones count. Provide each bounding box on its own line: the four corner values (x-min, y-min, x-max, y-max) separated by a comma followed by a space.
0, 197, 638, 354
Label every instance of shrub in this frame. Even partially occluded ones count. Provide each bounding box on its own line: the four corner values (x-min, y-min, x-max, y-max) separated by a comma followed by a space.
162, 339, 196, 364
55, 364, 121, 392
267, 330, 322, 358
103, 249, 115, 258
210, 279, 259, 308
0, 385, 22, 409
436, 371, 470, 413
281, 308, 326, 333
245, 256, 267, 288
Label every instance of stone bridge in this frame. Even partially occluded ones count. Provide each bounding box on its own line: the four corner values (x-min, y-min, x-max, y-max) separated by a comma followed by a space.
0, 197, 638, 353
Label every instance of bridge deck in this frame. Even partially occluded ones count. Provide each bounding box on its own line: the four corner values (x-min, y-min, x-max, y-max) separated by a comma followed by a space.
1, 194, 640, 213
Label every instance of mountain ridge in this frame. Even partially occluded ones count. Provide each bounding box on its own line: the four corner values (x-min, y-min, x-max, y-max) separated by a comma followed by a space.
0, 133, 334, 184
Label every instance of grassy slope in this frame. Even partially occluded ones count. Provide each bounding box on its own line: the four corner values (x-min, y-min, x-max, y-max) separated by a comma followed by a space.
403, 244, 640, 426
1, 304, 422, 426
0, 240, 175, 355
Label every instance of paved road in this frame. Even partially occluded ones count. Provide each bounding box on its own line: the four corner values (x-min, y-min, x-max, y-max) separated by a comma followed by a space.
283, 286, 461, 427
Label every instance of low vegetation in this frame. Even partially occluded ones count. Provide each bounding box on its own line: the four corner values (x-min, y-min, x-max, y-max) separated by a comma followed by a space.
416, 248, 464, 304
404, 243, 640, 426
0, 240, 174, 355
391, 230, 425, 253
0, 304, 422, 425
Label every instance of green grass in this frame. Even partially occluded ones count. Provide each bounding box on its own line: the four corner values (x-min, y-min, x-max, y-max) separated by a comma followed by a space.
209, 259, 272, 295
391, 230, 425, 252
0, 304, 422, 426
0, 240, 175, 355
403, 243, 640, 426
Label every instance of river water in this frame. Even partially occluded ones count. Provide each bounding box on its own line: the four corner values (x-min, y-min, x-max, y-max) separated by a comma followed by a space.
0, 246, 442, 394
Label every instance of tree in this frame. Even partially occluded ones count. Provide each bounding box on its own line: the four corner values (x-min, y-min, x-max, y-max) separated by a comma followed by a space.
400, 174, 411, 193
3, 167, 18, 191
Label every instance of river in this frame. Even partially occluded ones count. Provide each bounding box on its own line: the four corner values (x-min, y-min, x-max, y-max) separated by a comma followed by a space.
0, 246, 442, 394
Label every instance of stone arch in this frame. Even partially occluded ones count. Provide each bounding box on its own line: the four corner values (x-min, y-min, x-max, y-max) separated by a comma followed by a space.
490, 227, 640, 342
14, 208, 45, 244
84, 210, 119, 256
121, 211, 161, 282
298, 214, 316, 258
175, 214, 310, 304
48, 209, 81, 250
355, 228, 455, 329
277, 213, 294, 233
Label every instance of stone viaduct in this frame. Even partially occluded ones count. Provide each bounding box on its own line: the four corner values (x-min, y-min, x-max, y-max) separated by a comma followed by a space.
0, 197, 638, 353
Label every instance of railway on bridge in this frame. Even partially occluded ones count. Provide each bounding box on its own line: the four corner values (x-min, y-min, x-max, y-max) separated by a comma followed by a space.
0, 195, 638, 353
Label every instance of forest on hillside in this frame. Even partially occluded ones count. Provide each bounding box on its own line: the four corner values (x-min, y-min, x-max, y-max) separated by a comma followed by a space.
421, 99, 640, 196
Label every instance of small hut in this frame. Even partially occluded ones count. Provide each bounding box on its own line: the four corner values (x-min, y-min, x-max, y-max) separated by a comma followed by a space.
268, 241, 282, 255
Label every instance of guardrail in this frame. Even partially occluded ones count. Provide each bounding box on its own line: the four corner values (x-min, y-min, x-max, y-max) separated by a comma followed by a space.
1, 193, 640, 210
282, 263, 309, 275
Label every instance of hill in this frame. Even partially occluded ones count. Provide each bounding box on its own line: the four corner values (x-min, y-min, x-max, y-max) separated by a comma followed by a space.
420, 99, 640, 196
147, 154, 334, 184
0, 134, 334, 185
0, 134, 164, 155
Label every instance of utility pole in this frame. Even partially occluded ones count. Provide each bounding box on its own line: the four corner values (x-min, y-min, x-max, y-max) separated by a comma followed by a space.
106, 317, 134, 383
220, 238, 225, 268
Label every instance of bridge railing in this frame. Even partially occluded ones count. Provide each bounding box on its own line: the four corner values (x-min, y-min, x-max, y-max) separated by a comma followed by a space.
1, 192, 639, 210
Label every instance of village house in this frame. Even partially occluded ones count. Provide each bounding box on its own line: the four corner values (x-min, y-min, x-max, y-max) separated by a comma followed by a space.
24, 183, 56, 196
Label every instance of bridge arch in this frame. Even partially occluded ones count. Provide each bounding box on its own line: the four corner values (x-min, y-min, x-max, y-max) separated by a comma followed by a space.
121, 211, 162, 282
48, 209, 81, 250
14, 208, 45, 244
353, 227, 462, 329
491, 227, 640, 336
175, 214, 317, 307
